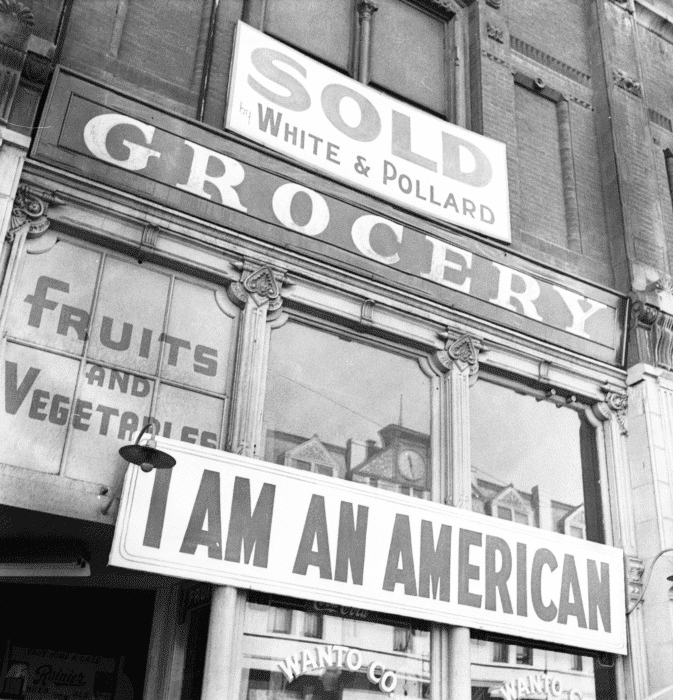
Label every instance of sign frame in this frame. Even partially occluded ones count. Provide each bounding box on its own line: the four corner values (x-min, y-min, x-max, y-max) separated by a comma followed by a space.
225, 22, 512, 243
110, 438, 627, 655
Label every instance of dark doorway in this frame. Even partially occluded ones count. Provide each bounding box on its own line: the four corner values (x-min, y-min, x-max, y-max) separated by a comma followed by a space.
0, 583, 155, 700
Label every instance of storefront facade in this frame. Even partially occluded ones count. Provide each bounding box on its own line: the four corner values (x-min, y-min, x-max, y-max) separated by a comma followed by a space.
2, 0, 673, 699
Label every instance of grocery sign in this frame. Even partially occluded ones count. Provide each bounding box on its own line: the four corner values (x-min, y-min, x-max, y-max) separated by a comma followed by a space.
32, 70, 628, 365
226, 22, 511, 242
110, 438, 627, 655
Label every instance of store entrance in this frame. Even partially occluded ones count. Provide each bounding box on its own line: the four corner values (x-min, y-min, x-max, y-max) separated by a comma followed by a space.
0, 583, 155, 700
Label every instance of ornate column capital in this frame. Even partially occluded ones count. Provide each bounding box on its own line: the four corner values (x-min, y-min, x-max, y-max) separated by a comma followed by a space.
625, 555, 645, 609
8, 185, 64, 241
593, 391, 628, 434
630, 290, 673, 371
612, 68, 642, 97
430, 332, 483, 379
226, 261, 288, 320
357, 0, 379, 20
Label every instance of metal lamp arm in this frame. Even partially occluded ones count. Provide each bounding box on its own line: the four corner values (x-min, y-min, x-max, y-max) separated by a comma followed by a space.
626, 548, 673, 615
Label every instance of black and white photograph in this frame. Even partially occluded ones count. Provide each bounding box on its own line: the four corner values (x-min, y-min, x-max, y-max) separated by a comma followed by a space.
0, 0, 671, 698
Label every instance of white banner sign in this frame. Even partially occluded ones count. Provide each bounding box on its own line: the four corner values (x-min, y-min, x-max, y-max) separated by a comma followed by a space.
226, 22, 511, 243
110, 438, 626, 654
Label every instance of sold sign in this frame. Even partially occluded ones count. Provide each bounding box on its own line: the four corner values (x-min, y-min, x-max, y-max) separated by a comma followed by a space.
226, 22, 511, 243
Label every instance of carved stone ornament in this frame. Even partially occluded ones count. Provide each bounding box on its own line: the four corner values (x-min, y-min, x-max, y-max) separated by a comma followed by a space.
606, 391, 628, 435
612, 68, 642, 97
448, 334, 481, 374
0, 0, 35, 26
357, 0, 378, 20
625, 555, 645, 609
8, 186, 63, 241
630, 295, 673, 371
486, 21, 504, 43
0, 0, 33, 56
646, 276, 673, 296
433, 333, 482, 376
632, 298, 660, 328
227, 262, 286, 317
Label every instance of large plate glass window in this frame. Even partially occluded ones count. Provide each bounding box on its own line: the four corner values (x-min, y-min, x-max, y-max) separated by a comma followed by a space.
240, 592, 430, 699
0, 235, 237, 484
469, 371, 614, 698
471, 633, 608, 700
470, 375, 599, 541
262, 319, 431, 498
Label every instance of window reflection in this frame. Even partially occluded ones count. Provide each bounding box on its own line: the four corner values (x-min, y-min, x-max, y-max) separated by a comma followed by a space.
472, 636, 596, 700
242, 594, 430, 699
263, 321, 431, 498
470, 379, 591, 538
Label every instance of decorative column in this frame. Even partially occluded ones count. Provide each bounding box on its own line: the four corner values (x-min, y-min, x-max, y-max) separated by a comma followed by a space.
200, 586, 248, 700
0, 0, 38, 302
200, 260, 289, 700
556, 96, 582, 253
424, 332, 482, 700
226, 260, 288, 458
356, 0, 378, 84
0, 185, 63, 336
0, 128, 30, 272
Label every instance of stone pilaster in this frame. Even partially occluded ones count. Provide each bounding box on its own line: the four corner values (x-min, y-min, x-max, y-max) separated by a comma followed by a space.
424, 331, 483, 700
587, 0, 667, 295
624, 363, 673, 696
226, 260, 289, 458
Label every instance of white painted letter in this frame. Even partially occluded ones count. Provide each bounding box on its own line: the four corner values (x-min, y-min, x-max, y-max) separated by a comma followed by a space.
553, 286, 608, 339
490, 263, 543, 321
351, 215, 403, 266
177, 141, 247, 212
316, 645, 334, 669
83, 114, 160, 170
301, 648, 317, 673
272, 183, 330, 236
345, 649, 362, 671
379, 671, 397, 693
277, 653, 302, 683
367, 662, 385, 684
421, 236, 473, 293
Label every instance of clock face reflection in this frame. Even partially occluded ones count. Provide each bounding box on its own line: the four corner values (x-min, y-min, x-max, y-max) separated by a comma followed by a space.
398, 449, 426, 482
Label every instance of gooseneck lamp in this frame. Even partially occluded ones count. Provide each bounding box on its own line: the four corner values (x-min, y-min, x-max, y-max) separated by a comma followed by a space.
102, 423, 176, 515
118, 422, 176, 472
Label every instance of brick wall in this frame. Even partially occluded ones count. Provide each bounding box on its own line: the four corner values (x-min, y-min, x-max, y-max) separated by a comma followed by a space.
508, 0, 591, 75
52, 0, 626, 288
637, 23, 673, 120
513, 84, 567, 249
61, 0, 214, 117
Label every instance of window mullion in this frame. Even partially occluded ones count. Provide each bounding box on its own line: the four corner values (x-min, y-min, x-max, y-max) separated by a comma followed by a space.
58, 251, 106, 475
356, 0, 378, 83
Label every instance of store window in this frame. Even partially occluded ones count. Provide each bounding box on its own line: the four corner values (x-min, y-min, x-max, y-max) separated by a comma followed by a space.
470, 376, 601, 541
260, 0, 455, 117
515, 646, 533, 666
241, 592, 430, 699
472, 635, 599, 700
0, 236, 237, 484
262, 319, 431, 498
492, 642, 509, 664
